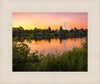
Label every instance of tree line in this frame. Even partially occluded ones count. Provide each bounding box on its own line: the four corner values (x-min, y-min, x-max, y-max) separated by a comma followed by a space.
13, 26, 87, 41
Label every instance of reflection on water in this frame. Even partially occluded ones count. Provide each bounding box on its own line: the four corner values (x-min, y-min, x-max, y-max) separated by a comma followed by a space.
25, 37, 86, 56
63, 40, 67, 46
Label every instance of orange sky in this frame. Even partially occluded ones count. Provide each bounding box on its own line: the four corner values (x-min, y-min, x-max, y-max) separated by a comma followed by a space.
12, 12, 88, 30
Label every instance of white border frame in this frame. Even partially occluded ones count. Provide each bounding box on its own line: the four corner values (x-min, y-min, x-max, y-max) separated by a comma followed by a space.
0, 0, 100, 84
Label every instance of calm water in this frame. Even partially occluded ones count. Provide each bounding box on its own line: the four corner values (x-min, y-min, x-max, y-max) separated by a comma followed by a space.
25, 37, 86, 56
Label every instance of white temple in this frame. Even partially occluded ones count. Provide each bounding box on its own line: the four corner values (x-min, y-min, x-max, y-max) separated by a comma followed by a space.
63, 22, 70, 31
63, 22, 67, 30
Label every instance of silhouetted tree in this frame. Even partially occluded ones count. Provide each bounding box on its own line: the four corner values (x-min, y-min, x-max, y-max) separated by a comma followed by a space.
48, 27, 51, 32
60, 26, 63, 31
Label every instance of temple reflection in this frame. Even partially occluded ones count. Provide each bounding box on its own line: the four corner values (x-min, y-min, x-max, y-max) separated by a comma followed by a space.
63, 39, 67, 46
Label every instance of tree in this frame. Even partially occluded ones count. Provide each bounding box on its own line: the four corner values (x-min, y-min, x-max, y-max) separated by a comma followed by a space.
48, 27, 51, 32
19, 26, 24, 30
60, 26, 63, 31
13, 42, 30, 71
34, 27, 37, 30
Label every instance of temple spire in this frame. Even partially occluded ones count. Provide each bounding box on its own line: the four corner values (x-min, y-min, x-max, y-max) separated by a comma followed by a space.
63, 22, 67, 30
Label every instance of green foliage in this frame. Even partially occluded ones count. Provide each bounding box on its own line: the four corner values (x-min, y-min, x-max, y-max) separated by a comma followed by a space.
13, 42, 30, 71
26, 34, 34, 43
38, 47, 87, 71
13, 36, 19, 42
13, 27, 87, 41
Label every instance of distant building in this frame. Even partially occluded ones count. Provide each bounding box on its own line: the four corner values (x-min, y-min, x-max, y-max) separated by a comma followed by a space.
63, 22, 67, 30
63, 22, 70, 31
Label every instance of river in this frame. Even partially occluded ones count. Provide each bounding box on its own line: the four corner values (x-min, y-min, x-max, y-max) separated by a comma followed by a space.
24, 37, 86, 56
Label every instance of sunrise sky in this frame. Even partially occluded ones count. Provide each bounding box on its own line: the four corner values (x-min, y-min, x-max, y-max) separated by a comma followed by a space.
12, 12, 88, 30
